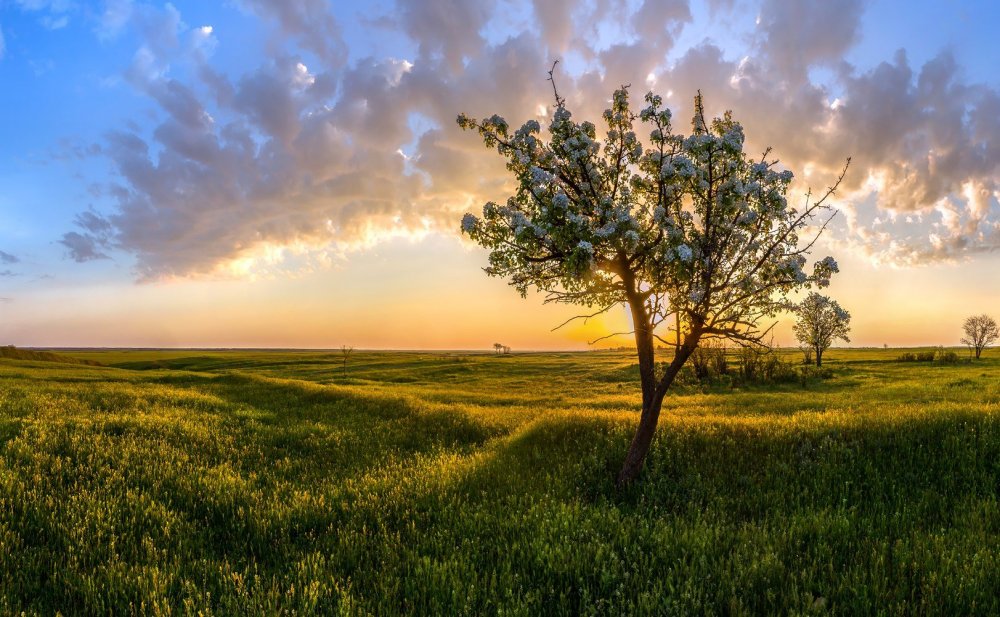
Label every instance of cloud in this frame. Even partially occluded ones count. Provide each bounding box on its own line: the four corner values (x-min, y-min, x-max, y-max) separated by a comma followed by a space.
631, 0, 691, 45
13, 0, 75, 30
61, 3, 554, 279
236, 0, 348, 66
810, 51, 1000, 264
530, 0, 573, 53
0, 251, 18, 278
96, 0, 133, 40
40, 14, 69, 30
398, 0, 496, 73
61, 231, 110, 262
14, 0, 73, 10
58, 0, 1000, 277
757, 0, 865, 81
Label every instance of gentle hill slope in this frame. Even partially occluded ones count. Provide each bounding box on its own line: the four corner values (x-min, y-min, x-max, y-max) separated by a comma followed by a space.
0, 345, 103, 366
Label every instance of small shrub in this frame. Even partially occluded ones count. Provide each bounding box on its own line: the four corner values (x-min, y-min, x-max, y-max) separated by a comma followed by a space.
798, 365, 832, 381
934, 348, 961, 364
710, 343, 729, 376
690, 346, 712, 381
738, 346, 762, 382
800, 346, 814, 365
735, 347, 800, 385
690, 341, 728, 383
897, 349, 964, 363
761, 354, 798, 382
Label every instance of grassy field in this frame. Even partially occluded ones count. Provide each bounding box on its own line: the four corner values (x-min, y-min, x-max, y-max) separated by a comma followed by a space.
1, 347, 998, 615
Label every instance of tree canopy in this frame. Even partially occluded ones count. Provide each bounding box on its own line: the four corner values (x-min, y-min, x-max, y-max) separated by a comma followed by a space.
793, 292, 851, 367
961, 314, 998, 359
459, 68, 847, 484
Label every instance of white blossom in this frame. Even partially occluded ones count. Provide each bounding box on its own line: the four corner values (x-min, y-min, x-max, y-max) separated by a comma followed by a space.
530, 166, 551, 186
722, 126, 744, 149
674, 156, 696, 178
487, 114, 508, 132
517, 119, 540, 135
594, 223, 616, 238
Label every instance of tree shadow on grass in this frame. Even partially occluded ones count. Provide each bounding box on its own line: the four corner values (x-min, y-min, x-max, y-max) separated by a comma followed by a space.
441, 404, 1000, 525
181, 373, 508, 478
369, 406, 1000, 613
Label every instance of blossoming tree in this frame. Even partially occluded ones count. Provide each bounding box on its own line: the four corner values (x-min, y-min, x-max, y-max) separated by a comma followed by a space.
792, 293, 851, 367
458, 70, 848, 486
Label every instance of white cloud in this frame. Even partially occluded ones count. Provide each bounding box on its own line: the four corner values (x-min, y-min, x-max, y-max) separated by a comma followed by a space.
96, 0, 133, 40
14, 0, 76, 30
757, 0, 865, 81
59, 0, 1000, 278
235, 0, 348, 66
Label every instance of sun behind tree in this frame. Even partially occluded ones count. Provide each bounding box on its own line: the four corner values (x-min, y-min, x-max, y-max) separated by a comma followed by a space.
458, 68, 848, 486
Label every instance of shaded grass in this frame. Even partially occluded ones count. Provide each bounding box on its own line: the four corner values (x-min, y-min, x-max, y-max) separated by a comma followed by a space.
0, 349, 999, 614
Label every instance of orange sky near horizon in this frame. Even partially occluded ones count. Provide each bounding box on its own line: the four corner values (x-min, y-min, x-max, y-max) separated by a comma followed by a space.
3, 234, 998, 351
2, 0, 1000, 354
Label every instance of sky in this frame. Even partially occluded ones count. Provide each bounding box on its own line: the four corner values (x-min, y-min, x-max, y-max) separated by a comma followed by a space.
1, 0, 999, 350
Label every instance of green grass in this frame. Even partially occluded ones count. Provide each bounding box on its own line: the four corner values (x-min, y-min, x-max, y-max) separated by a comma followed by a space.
1, 348, 998, 615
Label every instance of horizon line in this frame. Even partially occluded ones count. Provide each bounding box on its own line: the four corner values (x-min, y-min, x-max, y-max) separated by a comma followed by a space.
10, 344, 979, 353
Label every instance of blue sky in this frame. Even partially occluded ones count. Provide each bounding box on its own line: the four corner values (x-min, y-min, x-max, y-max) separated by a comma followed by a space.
1, 0, 1000, 347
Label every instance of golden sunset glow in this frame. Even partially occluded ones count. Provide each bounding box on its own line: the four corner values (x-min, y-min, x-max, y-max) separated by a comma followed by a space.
1, 0, 998, 351
1, 234, 995, 350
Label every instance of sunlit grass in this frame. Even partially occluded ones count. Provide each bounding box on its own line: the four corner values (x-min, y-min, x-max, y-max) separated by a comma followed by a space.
1, 348, 998, 614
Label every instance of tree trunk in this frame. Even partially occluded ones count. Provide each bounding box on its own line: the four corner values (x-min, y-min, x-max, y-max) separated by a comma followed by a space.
616, 311, 699, 486
617, 391, 667, 486
816, 347, 823, 367
616, 344, 696, 487
976, 346, 982, 360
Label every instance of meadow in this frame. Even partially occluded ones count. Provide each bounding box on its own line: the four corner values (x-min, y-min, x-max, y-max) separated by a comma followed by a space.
1, 347, 998, 615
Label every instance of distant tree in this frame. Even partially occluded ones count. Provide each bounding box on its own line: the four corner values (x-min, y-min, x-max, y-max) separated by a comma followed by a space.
960, 314, 998, 359
493, 342, 504, 355
340, 345, 353, 378
459, 67, 847, 486
793, 293, 851, 367
502, 345, 511, 355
